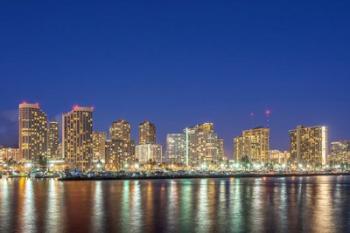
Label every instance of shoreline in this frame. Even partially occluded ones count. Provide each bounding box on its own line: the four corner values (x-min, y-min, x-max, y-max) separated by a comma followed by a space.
58, 172, 350, 181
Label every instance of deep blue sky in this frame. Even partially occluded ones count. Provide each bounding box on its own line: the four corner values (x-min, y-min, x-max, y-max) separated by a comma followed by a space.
1, 0, 349, 157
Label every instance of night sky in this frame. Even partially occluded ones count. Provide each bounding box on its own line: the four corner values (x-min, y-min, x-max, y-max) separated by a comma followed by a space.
1, 1, 349, 157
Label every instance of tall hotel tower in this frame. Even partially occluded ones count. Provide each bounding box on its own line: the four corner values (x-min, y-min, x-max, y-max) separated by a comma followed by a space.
289, 125, 328, 168
233, 127, 270, 164
110, 120, 132, 166
63, 106, 93, 171
184, 122, 225, 167
19, 102, 48, 161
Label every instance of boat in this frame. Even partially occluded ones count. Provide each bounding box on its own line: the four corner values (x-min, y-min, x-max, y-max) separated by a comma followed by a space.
32, 171, 60, 179
8, 172, 27, 178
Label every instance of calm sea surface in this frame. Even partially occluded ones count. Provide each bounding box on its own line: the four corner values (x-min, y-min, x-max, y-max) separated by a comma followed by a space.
0, 176, 350, 233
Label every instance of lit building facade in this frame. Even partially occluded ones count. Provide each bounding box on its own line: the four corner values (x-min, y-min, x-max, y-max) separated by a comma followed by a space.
139, 121, 156, 145
166, 133, 186, 164
0, 148, 21, 161
233, 127, 270, 164
92, 131, 106, 162
184, 122, 225, 167
105, 139, 119, 170
110, 120, 131, 141
289, 125, 328, 168
269, 150, 290, 164
19, 102, 48, 161
328, 140, 350, 166
47, 121, 59, 159
135, 144, 162, 164
134, 121, 162, 166
62, 106, 93, 171
105, 120, 132, 170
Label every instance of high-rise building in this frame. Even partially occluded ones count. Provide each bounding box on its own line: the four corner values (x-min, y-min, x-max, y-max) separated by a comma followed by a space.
166, 133, 185, 164
184, 122, 225, 167
328, 141, 350, 166
19, 102, 48, 161
110, 120, 131, 142
135, 144, 162, 164
105, 139, 128, 170
105, 120, 132, 170
92, 131, 106, 162
139, 121, 156, 145
233, 136, 244, 161
47, 121, 59, 159
289, 125, 328, 168
105, 139, 117, 170
233, 127, 270, 164
62, 106, 93, 171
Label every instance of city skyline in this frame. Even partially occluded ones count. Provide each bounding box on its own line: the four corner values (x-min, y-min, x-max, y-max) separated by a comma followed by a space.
5, 101, 345, 171
0, 101, 348, 159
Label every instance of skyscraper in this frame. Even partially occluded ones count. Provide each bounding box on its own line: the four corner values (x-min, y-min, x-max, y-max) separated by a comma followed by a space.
289, 125, 328, 168
233, 127, 270, 164
47, 121, 59, 159
19, 102, 48, 161
105, 120, 132, 170
329, 141, 350, 166
105, 139, 115, 170
166, 133, 186, 164
62, 106, 93, 171
110, 120, 131, 142
139, 121, 156, 145
92, 131, 106, 162
184, 122, 225, 167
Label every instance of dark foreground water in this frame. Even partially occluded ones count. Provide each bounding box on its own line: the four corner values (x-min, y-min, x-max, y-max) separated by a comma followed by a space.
1, 176, 350, 233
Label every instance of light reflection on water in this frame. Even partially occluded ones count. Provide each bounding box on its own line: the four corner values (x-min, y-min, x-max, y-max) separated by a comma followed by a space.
22, 179, 35, 233
1, 176, 350, 233
92, 181, 103, 233
45, 179, 61, 233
